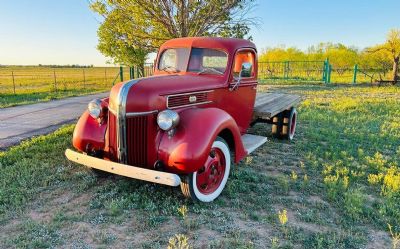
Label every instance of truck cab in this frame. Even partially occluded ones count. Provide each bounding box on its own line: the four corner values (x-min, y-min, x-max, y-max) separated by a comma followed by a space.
66, 37, 299, 202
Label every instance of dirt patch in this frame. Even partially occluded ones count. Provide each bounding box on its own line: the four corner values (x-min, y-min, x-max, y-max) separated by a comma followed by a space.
286, 210, 330, 234
365, 230, 391, 249
308, 195, 329, 205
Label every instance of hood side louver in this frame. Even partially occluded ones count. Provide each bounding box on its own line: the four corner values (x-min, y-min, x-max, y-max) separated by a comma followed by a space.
167, 90, 213, 109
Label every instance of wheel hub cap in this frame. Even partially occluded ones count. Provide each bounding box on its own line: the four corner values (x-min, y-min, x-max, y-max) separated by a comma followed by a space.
196, 148, 226, 194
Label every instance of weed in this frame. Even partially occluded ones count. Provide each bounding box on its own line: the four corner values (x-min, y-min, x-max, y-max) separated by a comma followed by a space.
168, 234, 191, 249
178, 205, 188, 219
270, 237, 279, 249
278, 209, 288, 226
291, 170, 298, 181
388, 223, 400, 249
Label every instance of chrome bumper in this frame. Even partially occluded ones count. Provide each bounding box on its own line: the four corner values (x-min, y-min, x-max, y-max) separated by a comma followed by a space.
65, 149, 181, 187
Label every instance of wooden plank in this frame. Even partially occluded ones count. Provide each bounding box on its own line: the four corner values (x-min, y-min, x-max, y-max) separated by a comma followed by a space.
254, 93, 284, 107
257, 96, 300, 117
254, 92, 301, 119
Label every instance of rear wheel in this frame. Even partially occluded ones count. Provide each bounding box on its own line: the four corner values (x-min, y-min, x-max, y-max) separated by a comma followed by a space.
180, 137, 231, 202
271, 107, 297, 141
282, 107, 297, 141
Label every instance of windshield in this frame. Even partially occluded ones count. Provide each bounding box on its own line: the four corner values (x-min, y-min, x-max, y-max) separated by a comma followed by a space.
158, 48, 228, 74
158, 48, 190, 72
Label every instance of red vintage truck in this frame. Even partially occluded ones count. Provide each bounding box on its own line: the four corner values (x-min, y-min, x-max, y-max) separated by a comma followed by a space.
65, 37, 300, 202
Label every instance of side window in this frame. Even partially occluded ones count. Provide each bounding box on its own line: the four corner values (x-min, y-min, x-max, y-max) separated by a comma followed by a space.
202, 50, 228, 71
232, 51, 255, 78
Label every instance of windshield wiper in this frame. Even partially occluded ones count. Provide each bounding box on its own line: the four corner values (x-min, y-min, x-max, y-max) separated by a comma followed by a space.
197, 67, 224, 75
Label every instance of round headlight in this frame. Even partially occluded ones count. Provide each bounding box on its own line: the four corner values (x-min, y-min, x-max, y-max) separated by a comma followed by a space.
157, 110, 179, 131
88, 99, 102, 119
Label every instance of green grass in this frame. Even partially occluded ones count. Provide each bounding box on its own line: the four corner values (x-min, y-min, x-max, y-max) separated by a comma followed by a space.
0, 84, 399, 248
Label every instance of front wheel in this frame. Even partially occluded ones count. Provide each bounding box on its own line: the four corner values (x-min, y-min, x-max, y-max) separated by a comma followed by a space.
180, 137, 231, 202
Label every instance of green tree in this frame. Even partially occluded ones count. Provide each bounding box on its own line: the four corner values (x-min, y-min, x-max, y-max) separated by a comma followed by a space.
259, 46, 306, 62
359, 49, 392, 77
324, 44, 358, 75
367, 29, 400, 83
90, 0, 257, 66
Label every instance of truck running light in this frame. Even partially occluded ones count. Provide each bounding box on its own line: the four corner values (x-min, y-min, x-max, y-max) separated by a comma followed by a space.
157, 110, 179, 131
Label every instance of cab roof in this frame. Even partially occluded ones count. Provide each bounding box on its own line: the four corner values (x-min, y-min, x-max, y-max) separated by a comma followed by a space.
159, 37, 257, 53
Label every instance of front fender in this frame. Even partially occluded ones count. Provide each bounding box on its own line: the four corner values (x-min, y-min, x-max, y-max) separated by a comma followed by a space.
158, 108, 246, 174
72, 111, 107, 153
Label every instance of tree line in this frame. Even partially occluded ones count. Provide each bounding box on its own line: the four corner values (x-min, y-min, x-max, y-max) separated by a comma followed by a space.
89, 1, 399, 83
260, 29, 400, 82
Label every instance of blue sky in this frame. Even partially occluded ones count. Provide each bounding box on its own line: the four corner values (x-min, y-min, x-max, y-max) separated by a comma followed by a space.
0, 0, 399, 66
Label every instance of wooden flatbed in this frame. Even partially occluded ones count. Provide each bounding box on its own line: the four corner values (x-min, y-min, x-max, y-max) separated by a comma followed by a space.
249, 92, 301, 141
253, 92, 301, 120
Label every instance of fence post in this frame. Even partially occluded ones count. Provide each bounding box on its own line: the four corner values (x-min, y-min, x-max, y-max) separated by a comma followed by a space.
83, 69, 86, 89
53, 69, 57, 91
323, 58, 330, 84
119, 66, 123, 82
353, 64, 358, 84
12, 71, 16, 94
104, 67, 107, 85
283, 61, 288, 80
328, 64, 332, 84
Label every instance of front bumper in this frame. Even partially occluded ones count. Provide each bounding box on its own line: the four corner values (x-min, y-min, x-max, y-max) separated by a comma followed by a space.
65, 149, 181, 187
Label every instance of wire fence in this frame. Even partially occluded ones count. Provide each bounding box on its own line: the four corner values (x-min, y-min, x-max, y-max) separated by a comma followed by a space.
0, 64, 155, 95
0, 67, 121, 94
258, 61, 326, 82
0, 62, 396, 95
259, 60, 396, 84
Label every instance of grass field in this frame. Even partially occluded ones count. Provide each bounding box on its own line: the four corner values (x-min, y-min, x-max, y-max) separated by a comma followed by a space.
0, 66, 154, 108
0, 66, 120, 108
1, 65, 391, 109
0, 84, 399, 248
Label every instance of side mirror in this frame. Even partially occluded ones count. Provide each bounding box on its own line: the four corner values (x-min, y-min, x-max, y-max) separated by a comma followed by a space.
230, 62, 253, 91
240, 62, 252, 78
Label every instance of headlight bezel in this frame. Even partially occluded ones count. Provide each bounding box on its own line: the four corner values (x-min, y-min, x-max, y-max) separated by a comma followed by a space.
157, 110, 180, 131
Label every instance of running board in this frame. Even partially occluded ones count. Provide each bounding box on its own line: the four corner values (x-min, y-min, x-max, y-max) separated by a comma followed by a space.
241, 134, 268, 154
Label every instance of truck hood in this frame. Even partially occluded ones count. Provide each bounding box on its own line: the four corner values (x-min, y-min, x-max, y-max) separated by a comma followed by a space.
109, 74, 225, 113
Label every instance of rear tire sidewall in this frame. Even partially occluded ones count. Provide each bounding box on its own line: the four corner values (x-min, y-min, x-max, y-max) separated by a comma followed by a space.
190, 138, 231, 202
288, 108, 297, 141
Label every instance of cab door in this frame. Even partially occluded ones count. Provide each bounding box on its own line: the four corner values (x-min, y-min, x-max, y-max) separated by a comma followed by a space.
219, 49, 258, 134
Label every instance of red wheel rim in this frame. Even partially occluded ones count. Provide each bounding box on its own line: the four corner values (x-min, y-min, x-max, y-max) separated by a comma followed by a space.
196, 148, 226, 195
290, 112, 296, 137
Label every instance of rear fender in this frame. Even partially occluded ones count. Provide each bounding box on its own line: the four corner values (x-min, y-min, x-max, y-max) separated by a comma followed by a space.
158, 108, 246, 174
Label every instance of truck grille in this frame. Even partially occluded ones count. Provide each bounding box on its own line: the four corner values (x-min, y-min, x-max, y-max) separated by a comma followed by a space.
126, 115, 148, 166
